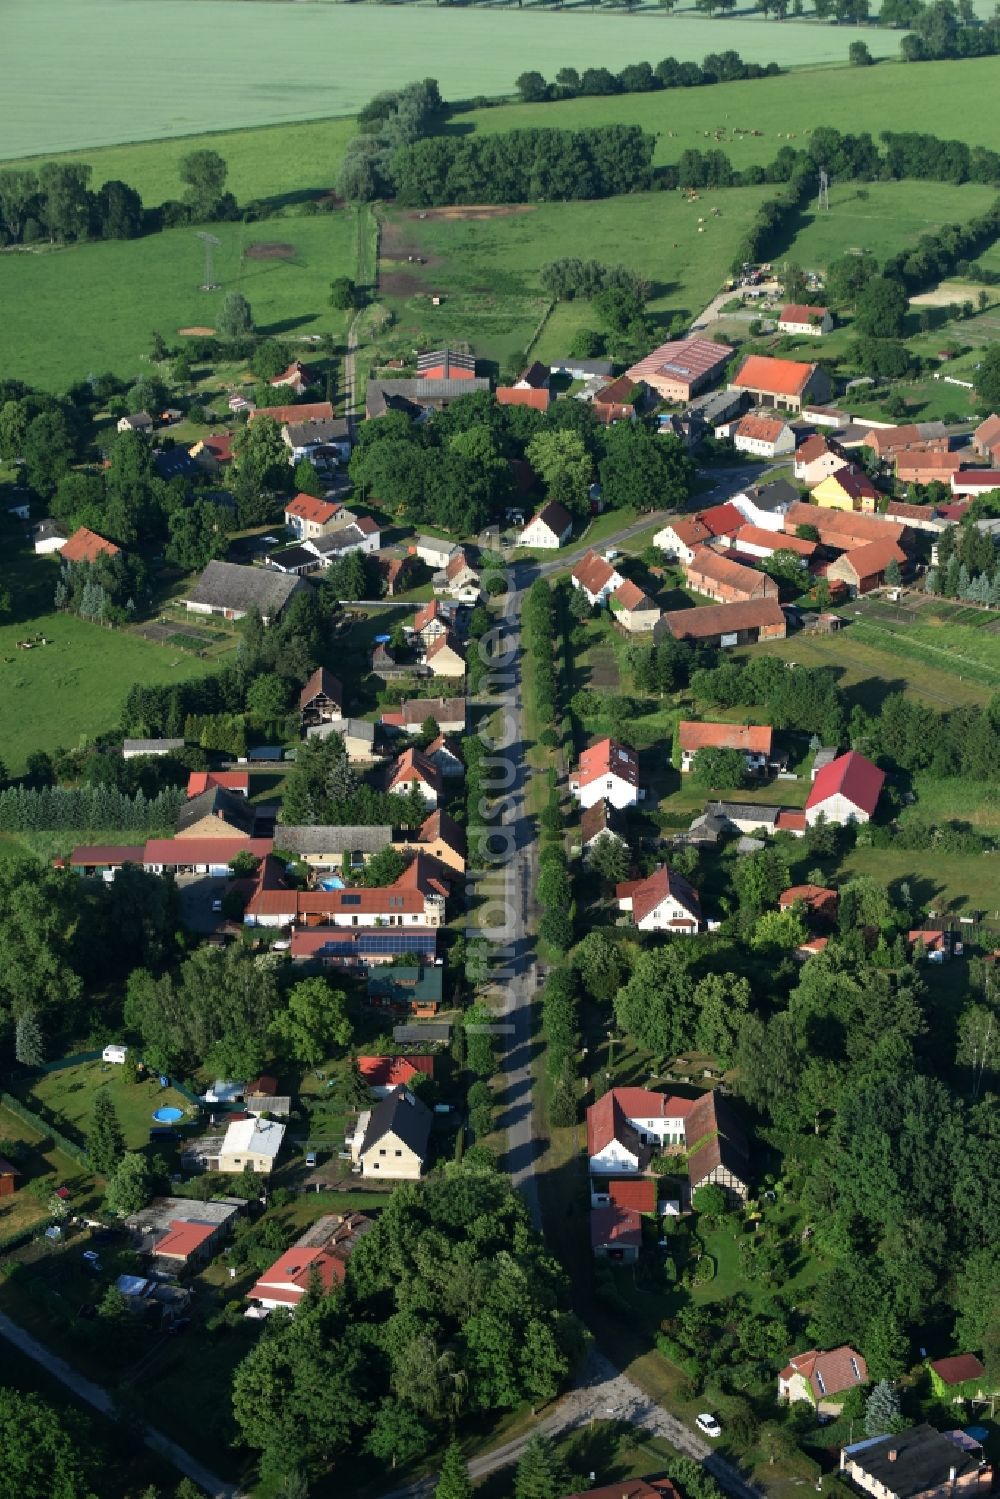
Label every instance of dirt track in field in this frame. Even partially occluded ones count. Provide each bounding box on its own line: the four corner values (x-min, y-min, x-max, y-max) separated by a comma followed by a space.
177, 325, 215, 336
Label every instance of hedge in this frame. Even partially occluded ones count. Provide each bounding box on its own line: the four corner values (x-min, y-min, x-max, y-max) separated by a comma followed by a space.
0, 1092, 90, 1168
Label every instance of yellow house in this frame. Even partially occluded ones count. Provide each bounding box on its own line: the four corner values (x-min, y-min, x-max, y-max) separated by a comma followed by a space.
176, 786, 256, 840
217, 1117, 285, 1174
351, 1088, 431, 1180
812, 467, 881, 513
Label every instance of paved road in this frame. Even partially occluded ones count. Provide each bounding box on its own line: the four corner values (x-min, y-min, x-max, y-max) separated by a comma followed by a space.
0, 1312, 242, 1498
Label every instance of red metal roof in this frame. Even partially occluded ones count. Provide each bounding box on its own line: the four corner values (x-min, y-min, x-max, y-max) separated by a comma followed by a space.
929, 1354, 985, 1386
69, 844, 145, 866
590, 1204, 642, 1250
698, 502, 745, 537
805, 751, 884, 817
780, 304, 828, 325
155, 1219, 217, 1259
776, 810, 807, 832
143, 837, 273, 865
626, 336, 732, 386
250, 1245, 342, 1304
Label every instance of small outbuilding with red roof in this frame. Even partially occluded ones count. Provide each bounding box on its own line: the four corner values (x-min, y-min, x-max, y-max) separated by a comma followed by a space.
590, 1204, 642, 1262
805, 751, 884, 827
358, 1055, 434, 1097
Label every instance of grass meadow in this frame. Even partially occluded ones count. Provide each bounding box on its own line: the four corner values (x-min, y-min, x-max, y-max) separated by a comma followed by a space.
0, 210, 355, 389
2, 0, 934, 162
375, 187, 772, 370
0, 536, 223, 773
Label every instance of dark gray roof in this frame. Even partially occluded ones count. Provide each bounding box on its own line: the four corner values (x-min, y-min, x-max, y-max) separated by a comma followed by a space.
706, 800, 780, 826
366, 377, 490, 419
265, 546, 319, 573
686, 388, 746, 423
549, 357, 614, 378
843, 1426, 984, 1498
306, 717, 376, 744
309, 524, 369, 556
750, 479, 799, 511
363, 1086, 432, 1157
123, 738, 184, 755
184, 560, 305, 618
34, 518, 68, 542
285, 418, 351, 446
275, 825, 391, 855
393, 1023, 451, 1043
177, 784, 256, 837
154, 448, 200, 480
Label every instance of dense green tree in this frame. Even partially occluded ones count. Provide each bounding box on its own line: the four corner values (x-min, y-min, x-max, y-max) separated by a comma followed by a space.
165, 499, 226, 571
613, 945, 697, 1056
105, 1151, 153, 1216
271, 977, 352, 1065
87, 1090, 126, 1177
434, 1441, 473, 1499
976, 344, 1000, 408
599, 425, 694, 513
0, 1389, 96, 1499
690, 746, 748, 790
855, 276, 909, 338
514, 1434, 569, 1499
329, 276, 362, 311
14, 1007, 44, 1067
217, 291, 254, 340
693, 971, 750, 1064
179, 149, 229, 216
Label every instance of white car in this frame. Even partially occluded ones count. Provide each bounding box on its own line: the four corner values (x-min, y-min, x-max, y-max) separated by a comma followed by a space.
696, 1414, 722, 1439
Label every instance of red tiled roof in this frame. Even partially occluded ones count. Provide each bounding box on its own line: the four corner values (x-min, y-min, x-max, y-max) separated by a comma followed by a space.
805, 751, 884, 817
155, 1219, 218, 1260
780, 884, 838, 917
413, 599, 444, 631
776, 810, 807, 832
781, 1346, 867, 1399
929, 1354, 985, 1386
186, 771, 249, 797
69, 844, 145, 866
837, 537, 907, 581
608, 1178, 656, 1212
594, 375, 641, 408
426, 630, 465, 663
61, 527, 121, 564
974, 414, 1000, 448
617, 865, 700, 925
895, 451, 962, 477
576, 737, 639, 790
496, 386, 550, 411
660, 596, 786, 641
573, 550, 620, 596
299, 665, 343, 712
679, 721, 772, 755
698, 502, 745, 537
270, 360, 314, 386
797, 434, 832, 464
783, 501, 904, 548
285, 493, 339, 525
389, 747, 443, 795
358, 1055, 434, 1089
193, 432, 234, 463
251, 402, 334, 425
797, 935, 829, 956
736, 414, 788, 444
250, 1245, 342, 1304
612, 579, 654, 611
732, 354, 816, 398
735, 524, 816, 558
908, 929, 948, 953
687, 546, 776, 599
526, 500, 572, 539
780, 304, 828, 325
826, 465, 880, 503
418, 807, 465, 856
590, 1204, 642, 1251
143, 837, 272, 866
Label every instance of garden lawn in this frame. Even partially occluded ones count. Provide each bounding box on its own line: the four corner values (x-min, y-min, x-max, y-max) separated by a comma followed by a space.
0, 209, 356, 390
0, 1103, 97, 1240
378, 188, 774, 369
1, 0, 934, 163
16, 1059, 192, 1157
0, 543, 224, 775
0, 829, 172, 866
833, 847, 1000, 916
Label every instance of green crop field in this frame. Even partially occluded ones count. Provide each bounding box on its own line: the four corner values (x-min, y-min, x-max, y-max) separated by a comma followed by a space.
461, 56, 1000, 171
0, 209, 355, 390
0, 539, 225, 774
376, 187, 772, 369
3, 0, 929, 162
779, 179, 1000, 273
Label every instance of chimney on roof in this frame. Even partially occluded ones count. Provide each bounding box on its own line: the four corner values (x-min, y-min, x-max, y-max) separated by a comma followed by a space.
887, 1451, 898, 1464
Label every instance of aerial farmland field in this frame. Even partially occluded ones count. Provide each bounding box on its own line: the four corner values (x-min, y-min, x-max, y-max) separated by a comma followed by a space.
0, 0, 959, 161
0, 209, 356, 390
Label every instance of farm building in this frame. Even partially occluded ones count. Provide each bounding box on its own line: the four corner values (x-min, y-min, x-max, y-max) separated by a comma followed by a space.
299, 665, 343, 727
733, 414, 796, 460
655, 597, 787, 648
730, 354, 830, 413
366, 378, 490, 419
275, 825, 392, 872
122, 739, 184, 760
250, 401, 334, 426
972, 414, 1000, 464
731, 524, 816, 565
805, 751, 884, 826
866, 421, 949, 460
782, 502, 907, 553
685, 547, 778, 606
381, 697, 466, 735
778, 304, 833, 336
609, 579, 659, 633
626, 336, 733, 403
416, 349, 476, 379
951, 469, 1000, 498
586, 1088, 749, 1204
895, 451, 963, 486
183, 560, 305, 624
826, 538, 907, 595
653, 503, 744, 564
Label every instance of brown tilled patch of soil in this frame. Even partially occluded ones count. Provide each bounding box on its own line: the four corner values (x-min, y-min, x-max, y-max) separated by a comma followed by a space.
244, 242, 297, 260
177, 325, 215, 336
380, 266, 433, 298
400, 204, 536, 222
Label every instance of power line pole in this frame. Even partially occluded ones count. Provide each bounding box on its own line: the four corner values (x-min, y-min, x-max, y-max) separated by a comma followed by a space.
195, 231, 221, 290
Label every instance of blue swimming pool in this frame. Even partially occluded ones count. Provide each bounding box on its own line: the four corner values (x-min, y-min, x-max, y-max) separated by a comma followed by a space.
152, 1106, 183, 1124
318, 876, 345, 890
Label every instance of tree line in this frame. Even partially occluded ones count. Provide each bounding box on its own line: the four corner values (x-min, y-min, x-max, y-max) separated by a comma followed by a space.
514, 49, 781, 104
0, 783, 184, 833
0, 148, 235, 249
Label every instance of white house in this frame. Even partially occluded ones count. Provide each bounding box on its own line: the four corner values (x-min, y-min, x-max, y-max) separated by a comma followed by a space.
518, 500, 573, 550
677, 720, 774, 773
794, 434, 848, 488
653, 503, 744, 564
32, 519, 68, 555
571, 550, 624, 608
729, 480, 799, 533
387, 748, 442, 808
804, 751, 884, 827
569, 738, 640, 810
615, 865, 701, 934
411, 536, 458, 571
587, 1087, 697, 1175
217, 1117, 285, 1175
733, 414, 797, 461
778, 304, 833, 337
